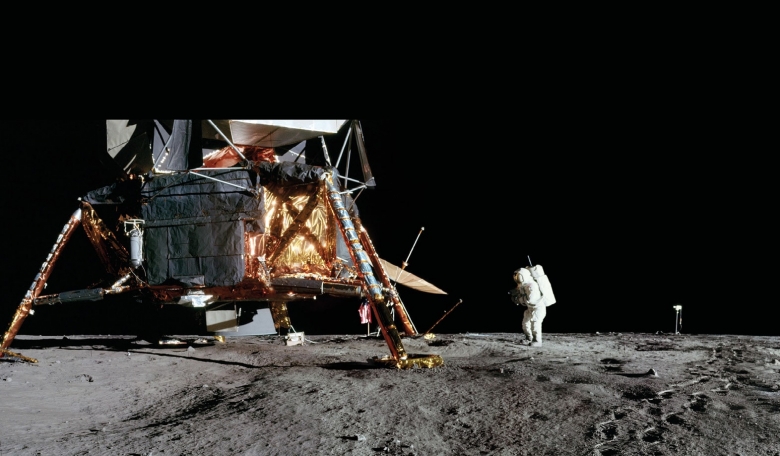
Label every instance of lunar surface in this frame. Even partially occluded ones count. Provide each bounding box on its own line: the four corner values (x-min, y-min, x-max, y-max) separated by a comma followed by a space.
2, 332, 779, 455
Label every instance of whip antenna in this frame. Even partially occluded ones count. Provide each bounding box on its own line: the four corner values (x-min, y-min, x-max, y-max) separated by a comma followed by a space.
424, 299, 463, 335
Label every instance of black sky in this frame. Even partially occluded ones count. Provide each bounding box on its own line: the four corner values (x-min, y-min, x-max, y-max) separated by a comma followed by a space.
0, 117, 773, 337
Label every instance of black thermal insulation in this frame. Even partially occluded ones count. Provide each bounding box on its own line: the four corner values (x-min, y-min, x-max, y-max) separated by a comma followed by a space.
139, 169, 263, 287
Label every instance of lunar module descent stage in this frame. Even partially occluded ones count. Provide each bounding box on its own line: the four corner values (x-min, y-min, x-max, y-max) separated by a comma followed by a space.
0, 120, 445, 368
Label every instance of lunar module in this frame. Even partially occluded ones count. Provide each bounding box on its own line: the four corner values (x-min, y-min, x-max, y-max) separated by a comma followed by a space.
0, 120, 444, 368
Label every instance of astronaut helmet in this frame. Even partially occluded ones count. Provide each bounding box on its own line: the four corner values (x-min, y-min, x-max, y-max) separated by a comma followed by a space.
513, 268, 533, 284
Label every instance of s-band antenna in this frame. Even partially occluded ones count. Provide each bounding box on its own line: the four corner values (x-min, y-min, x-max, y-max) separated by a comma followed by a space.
394, 227, 425, 285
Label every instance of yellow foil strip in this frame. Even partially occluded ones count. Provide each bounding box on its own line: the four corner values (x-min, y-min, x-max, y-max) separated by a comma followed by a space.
0, 348, 38, 364
372, 354, 444, 369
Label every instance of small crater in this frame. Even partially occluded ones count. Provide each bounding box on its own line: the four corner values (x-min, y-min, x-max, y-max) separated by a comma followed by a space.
635, 343, 676, 351
427, 339, 454, 347
613, 408, 632, 419
346, 370, 369, 379
622, 385, 657, 400
648, 407, 663, 416
642, 427, 663, 443
565, 375, 593, 384
600, 358, 627, 365
665, 414, 686, 425
725, 367, 750, 374
764, 402, 780, 413
530, 412, 549, 421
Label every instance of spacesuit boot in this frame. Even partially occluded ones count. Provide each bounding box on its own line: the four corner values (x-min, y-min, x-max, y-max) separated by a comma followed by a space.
530, 332, 542, 347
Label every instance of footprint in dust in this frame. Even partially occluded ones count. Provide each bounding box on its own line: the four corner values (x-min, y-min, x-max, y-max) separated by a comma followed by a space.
592, 421, 619, 440
641, 426, 664, 443
665, 413, 687, 426
600, 358, 627, 372
687, 394, 710, 412
664, 412, 696, 432
657, 389, 674, 398
650, 389, 675, 404
612, 406, 635, 420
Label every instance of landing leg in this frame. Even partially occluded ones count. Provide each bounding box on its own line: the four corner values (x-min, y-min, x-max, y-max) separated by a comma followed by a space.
0, 208, 82, 359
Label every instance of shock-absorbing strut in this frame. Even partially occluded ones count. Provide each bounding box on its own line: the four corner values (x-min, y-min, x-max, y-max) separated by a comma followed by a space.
354, 217, 417, 335
324, 172, 443, 369
324, 173, 408, 361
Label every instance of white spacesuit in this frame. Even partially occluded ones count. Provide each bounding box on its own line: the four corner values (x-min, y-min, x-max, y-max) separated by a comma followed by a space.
513, 268, 547, 347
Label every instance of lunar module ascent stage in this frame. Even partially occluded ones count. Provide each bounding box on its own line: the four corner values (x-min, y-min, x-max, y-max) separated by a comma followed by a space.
0, 120, 444, 369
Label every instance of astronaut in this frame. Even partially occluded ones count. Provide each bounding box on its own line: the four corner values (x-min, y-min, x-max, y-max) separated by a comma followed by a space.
512, 268, 546, 347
